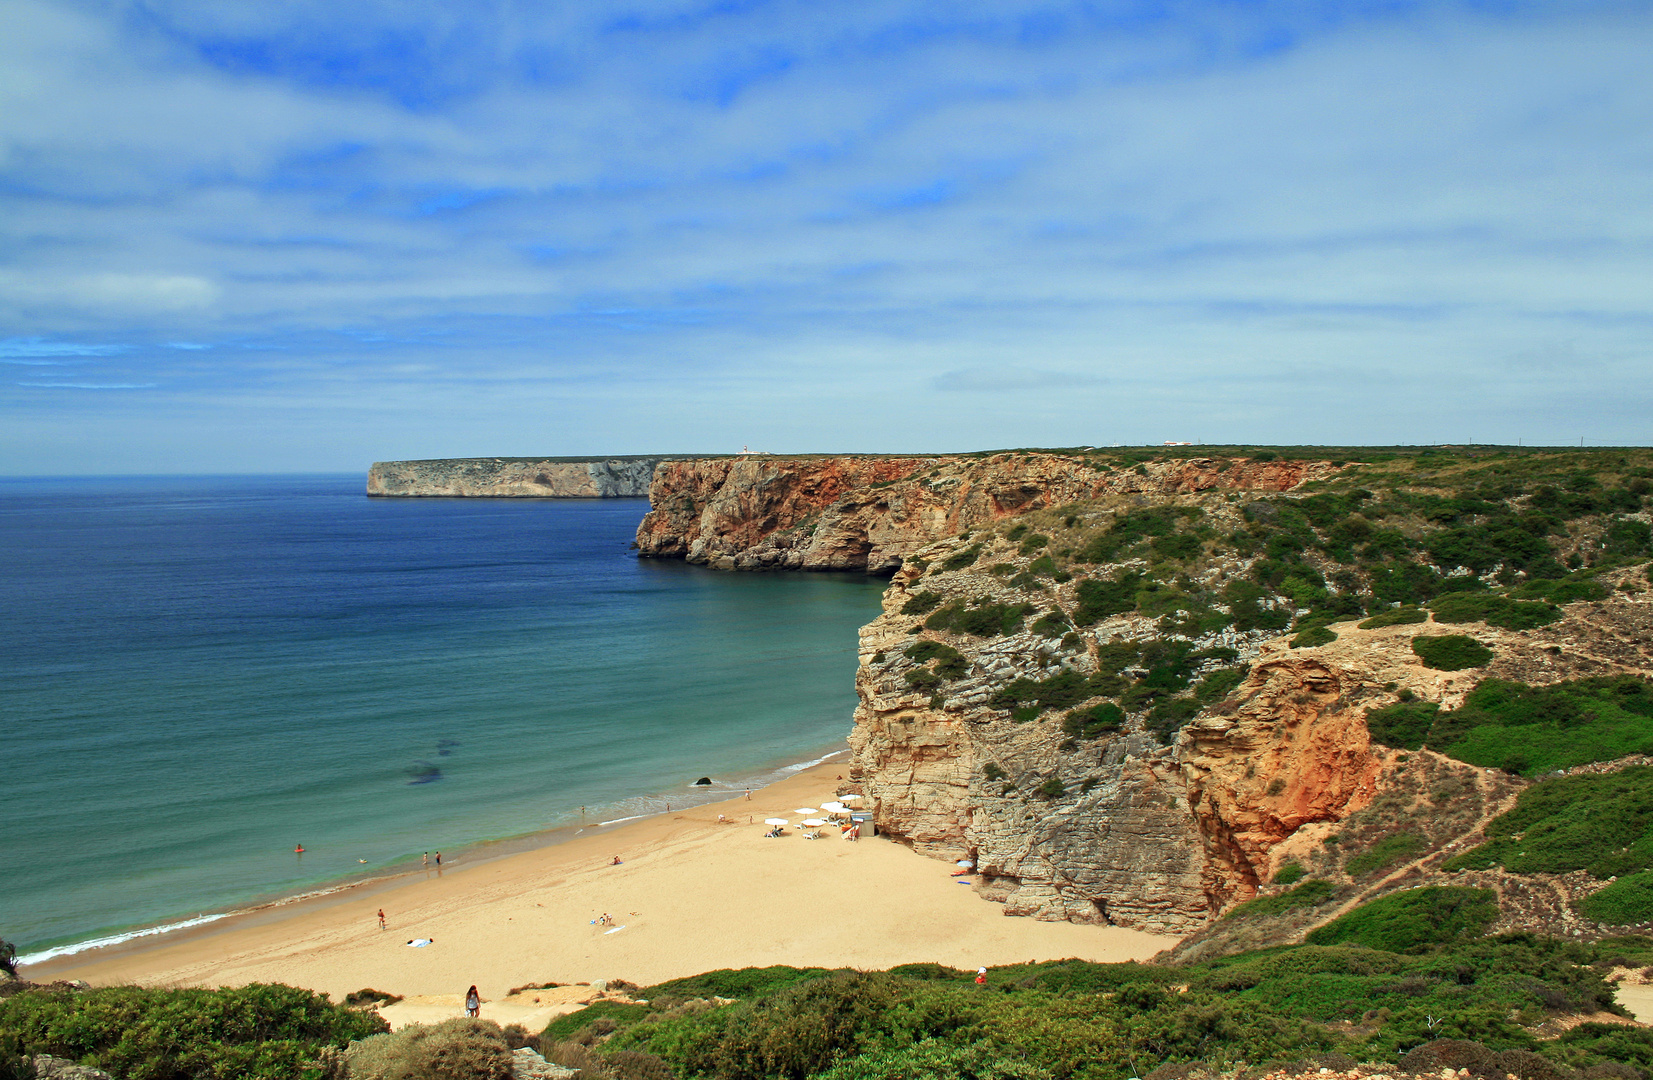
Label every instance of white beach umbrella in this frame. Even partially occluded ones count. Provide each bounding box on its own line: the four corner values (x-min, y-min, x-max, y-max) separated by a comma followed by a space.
764, 818, 789, 826
794, 808, 817, 815
802, 818, 827, 827
820, 802, 846, 813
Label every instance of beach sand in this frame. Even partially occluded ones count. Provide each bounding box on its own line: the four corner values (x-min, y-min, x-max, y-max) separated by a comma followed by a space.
29, 763, 1176, 1015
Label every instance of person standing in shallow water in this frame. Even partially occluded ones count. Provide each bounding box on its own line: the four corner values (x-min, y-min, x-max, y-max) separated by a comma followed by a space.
465, 985, 480, 1018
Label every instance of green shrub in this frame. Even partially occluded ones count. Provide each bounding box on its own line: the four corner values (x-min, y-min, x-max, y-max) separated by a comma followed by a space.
1305, 887, 1498, 952
1359, 607, 1429, 629
941, 544, 984, 572
925, 599, 1035, 637
1073, 572, 1144, 624
1274, 862, 1306, 885
1445, 767, 1653, 879
1291, 624, 1337, 648
1037, 778, 1065, 799
1063, 702, 1125, 740
1364, 701, 1441, 750
1222, 879, 1335, 921
900, 590, 942, 616
1413, 634, 1495, 670
643, 967, 838, 1002
903, 640, 967, 678
1030, 612, 1069, 638
0, 983, 386, 1080
1579, 871, 1653, 926
347, 1018, 512, 1080
1344, 833, 1425, 878
982, 762, 1005, 782
1429, 592, 1561, 630
816, 1039, 1054, 1080
1425, 676, 1653, 775
903, 669, 942, 691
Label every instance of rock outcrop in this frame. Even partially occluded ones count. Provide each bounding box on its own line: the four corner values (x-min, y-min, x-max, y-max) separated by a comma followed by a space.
845, 489, 1653, 936
637, 453, 1338, 573
368, 458, 663, 498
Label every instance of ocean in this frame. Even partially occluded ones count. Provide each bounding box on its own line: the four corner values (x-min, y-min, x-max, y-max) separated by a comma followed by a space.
0, 475, 886, 961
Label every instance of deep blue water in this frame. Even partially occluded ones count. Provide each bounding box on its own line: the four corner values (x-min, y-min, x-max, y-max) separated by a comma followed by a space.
0, 476, 885, 958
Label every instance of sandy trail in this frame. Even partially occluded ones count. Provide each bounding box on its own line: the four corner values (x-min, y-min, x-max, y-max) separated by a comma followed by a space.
30, 763, 1176, 1006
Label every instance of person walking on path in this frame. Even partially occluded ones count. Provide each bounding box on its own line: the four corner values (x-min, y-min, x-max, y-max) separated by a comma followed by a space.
465, 985, 480, 1018
376, 909, 386, 930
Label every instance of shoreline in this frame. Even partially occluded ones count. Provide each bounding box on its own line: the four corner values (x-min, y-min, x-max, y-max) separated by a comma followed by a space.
17, 742, 857, 969
28, 760, 1178, 1000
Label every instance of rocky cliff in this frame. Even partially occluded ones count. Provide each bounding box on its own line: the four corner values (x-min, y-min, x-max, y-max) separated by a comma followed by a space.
636, 453, 1337, 573
367, 458, 663, 498
840, 452, 1653, 939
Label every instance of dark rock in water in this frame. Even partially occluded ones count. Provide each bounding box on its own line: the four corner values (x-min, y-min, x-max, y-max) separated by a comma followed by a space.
406, 762, 442, 784
694, 777, 713, 786
436, 739, 461, 757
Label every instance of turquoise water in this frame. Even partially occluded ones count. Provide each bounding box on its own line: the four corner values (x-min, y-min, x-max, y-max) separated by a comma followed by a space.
0, 476, 885, 959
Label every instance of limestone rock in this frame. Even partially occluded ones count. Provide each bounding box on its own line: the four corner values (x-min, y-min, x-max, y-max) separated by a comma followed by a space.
511, 1047, 577, 1080
368, 458, 661, 498
637, 453, 1338, 572
33, 1057, 115, 1080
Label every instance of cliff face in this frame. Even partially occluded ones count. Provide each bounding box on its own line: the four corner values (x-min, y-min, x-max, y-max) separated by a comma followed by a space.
844, 484, 1653, 936
367, 458, 661, 498
636, 453, 1338, 573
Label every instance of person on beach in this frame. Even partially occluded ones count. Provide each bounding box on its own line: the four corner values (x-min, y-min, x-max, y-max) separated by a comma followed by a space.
377, 908, 386, 930
435, 851, 442, 866
422, 852, 429, 867
610, 856, 621, 865
975, 967, 987, 985
465, 985, 480, 1017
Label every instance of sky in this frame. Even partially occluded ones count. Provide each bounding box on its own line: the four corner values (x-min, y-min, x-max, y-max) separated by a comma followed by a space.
2, 0, 1651, 474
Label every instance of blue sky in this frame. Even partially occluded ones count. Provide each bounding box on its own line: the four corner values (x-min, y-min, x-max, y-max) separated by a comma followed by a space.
2, 0, 1650, 473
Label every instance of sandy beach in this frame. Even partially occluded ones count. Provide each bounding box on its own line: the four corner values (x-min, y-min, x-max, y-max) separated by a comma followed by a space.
27, 762, 1176, 1016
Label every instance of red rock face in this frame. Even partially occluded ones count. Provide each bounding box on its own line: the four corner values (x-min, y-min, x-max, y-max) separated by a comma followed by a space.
635, 453, 1337, 572
1178, 656, 1385, 912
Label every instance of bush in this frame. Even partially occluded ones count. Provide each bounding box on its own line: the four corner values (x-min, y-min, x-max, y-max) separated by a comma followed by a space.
1290, 625, 1337, 649
1305, 887, 1499, 952
1429, 592, 1562, 630
815, 1039, 1054, 1080
1344, 833, 1424, 878
899, 591, 942, 616
1222, 880, 1335, 922
1445, 767, 1653, 879
1073, 572, 1144, 625
1413, 634, 1495, 671
1363, 701, 1441, 750
1426, 677, 1653, 775
347, 1018, 513, 1080
0, 983, 387, 1080
1063, 702, 1125, 740
1274, 862, 1306, 885
344, 988, 404, 1006
940, 545, 984, 572
1359, 607, 1428, 629
925, 599, 1035, 637
1038, 778, 1066, 799
1579, 871, 1653, 926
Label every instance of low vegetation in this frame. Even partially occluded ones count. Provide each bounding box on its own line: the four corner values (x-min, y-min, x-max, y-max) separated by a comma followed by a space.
1365, 676, 1653, 775
0, 982, 385, 1079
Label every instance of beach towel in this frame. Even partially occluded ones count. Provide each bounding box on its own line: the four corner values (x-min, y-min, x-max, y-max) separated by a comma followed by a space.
405, 938, 433, 947
603, 925, 627, 935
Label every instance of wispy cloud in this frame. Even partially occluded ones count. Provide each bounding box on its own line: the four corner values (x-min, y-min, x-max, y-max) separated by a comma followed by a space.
1, 1, 1650, 472
17, 382, 158, 390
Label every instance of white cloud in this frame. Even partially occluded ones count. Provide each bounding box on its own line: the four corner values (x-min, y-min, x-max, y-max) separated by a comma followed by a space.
0, 0, 1650, 471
